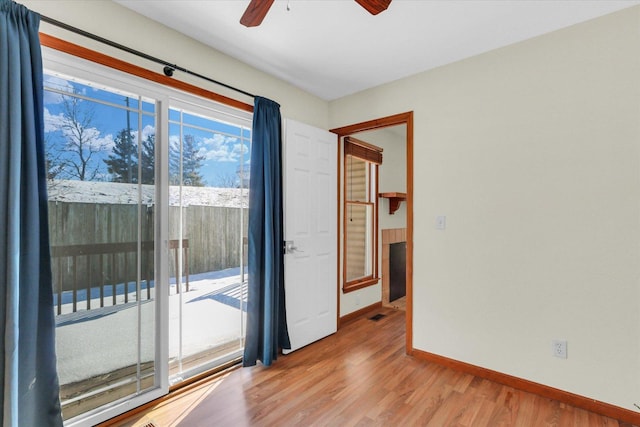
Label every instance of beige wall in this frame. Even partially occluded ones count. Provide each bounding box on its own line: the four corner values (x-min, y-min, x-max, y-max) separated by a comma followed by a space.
24, 0, 329, 129
330, 6, 640, 410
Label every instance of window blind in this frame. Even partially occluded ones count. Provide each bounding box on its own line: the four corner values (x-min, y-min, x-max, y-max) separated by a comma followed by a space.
344, 136, 383, 165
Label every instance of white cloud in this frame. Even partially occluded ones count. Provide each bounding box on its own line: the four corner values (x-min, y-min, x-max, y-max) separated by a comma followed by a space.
203, 148, 229, 161
60, 126, 112, 151
141, 125, 156, 142
95, 133, 115, 151
232, 143, 249, 156
130, 125, 156, 145
169, 133, 248, 164
198, 147, 209, 158
43, 75, 74, 104
200, 134, 244, 162
43, 108, 65, 133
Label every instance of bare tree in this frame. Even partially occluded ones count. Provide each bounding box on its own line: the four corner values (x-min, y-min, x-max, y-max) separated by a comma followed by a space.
212, 172, 238, 188
59, 95, 108, 181
44, 131, 67, 182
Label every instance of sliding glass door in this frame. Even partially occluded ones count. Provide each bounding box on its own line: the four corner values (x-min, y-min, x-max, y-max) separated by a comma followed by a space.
43, 49, 252, 425
44, 69, 161, 423
167, 101, 251, 384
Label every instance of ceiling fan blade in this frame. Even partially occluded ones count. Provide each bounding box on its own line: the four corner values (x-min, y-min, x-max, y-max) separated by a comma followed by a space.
354, 0, 392, 15
240, 0, 275, 27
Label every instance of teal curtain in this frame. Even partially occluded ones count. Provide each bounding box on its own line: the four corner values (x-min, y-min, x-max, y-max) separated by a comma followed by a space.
0, 1, 63, 425
243, 96, 291, 367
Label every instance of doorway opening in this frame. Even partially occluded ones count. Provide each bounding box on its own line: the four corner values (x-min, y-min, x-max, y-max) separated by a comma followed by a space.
330, 112, 414, 353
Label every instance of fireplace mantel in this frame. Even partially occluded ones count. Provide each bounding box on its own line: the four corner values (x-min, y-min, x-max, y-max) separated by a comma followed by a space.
379, 192, 406, 215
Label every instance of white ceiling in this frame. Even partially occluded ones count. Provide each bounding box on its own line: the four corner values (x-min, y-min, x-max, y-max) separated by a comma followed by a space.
115, 0, 640, 101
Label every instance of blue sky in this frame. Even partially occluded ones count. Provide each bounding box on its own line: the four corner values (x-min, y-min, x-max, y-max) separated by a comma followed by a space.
43, 72, 251, 187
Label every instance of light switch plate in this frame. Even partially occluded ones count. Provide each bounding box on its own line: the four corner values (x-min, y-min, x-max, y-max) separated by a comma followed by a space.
436, 215, 446, 230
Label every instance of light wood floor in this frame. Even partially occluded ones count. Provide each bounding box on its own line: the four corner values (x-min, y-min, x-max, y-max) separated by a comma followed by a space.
107, 308, 637, 427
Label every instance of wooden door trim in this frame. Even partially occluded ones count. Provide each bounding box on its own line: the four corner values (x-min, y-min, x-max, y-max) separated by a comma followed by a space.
330, 111, 414, 355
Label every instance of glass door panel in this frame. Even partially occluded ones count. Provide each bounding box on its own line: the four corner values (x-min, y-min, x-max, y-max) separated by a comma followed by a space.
44, 72, 158, 421
167, 106, 250, 384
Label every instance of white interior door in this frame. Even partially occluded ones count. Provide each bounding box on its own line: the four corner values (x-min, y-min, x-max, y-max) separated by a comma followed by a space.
283, 119, 337, 353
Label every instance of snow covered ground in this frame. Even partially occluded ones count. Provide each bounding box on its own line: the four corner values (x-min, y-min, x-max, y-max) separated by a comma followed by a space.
48, 179, 248, 207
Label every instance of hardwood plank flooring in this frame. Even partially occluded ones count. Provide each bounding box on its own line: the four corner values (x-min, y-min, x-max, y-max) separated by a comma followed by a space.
107, 308, 637, 427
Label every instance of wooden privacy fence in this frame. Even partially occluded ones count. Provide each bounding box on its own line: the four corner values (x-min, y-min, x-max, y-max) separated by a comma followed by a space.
48, 201, 247, 314
48, 202, 246, 277
51, 239, 189, 315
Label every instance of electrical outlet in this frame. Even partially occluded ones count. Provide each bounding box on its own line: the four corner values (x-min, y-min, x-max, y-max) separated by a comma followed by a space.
552, 340, 567, 359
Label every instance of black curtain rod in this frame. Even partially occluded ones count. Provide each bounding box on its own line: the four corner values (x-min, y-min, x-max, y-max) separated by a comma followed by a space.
40, 14, 257, 100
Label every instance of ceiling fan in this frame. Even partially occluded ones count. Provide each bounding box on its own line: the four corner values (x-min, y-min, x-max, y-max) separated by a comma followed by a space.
240, 0, 392, 27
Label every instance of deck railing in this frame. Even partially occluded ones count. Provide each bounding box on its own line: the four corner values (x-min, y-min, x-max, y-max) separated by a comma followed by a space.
51, 239, 189, 315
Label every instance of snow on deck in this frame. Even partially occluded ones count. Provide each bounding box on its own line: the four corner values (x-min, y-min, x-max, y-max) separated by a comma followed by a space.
55, 269, 247, 386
